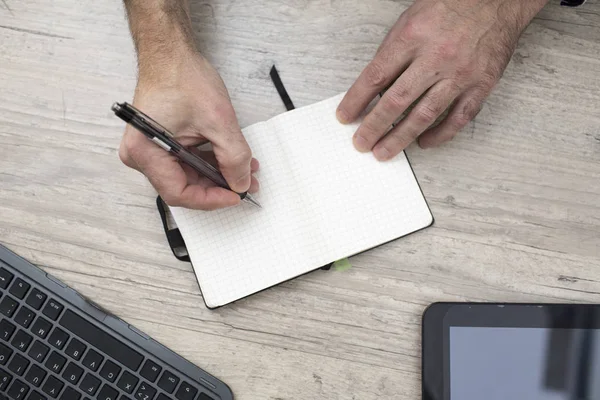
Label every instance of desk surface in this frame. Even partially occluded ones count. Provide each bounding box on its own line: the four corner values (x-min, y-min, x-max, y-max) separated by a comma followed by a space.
1, 1, 599, 399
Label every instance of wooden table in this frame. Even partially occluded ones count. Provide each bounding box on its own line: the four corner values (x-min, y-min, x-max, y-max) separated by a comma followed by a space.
1, 1, 599, 398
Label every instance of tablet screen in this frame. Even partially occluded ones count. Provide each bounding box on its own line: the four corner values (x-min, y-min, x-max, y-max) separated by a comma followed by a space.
450, 327, 600, 399
421, 304, 600, 400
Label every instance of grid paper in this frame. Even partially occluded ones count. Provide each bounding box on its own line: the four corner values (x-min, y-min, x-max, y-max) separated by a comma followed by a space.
170, 93, 433, 307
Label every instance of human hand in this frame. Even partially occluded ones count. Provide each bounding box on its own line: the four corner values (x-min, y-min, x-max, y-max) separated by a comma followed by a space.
119, 54, 259, 210
337, 0, 548, 160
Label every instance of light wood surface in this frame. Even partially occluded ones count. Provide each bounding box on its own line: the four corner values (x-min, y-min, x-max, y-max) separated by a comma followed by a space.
1, 1, 599, 399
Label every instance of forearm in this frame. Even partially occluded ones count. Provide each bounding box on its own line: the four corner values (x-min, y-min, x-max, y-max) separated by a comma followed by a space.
123, 0, 198, 81
505, 0, 550, 28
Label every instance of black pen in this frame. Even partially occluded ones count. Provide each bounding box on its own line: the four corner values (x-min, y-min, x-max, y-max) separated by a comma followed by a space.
111, 102, 261, 208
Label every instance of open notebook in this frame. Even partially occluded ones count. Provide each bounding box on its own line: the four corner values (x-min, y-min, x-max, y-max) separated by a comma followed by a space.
169, 93, 433, 308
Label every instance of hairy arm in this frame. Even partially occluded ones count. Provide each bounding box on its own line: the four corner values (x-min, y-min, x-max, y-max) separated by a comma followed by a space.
123, 0, 197, 83
118, 0, 258, 210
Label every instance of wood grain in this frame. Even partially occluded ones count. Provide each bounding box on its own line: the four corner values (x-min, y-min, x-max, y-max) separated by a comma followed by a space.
1, 1, 599, 399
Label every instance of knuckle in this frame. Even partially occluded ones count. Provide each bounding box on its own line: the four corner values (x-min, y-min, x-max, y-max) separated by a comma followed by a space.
413, 102, 442, 125
454, 62, 477, 82
383, 86, 410, 113
222, 146, 252, 169
479, 72, 498, 91
365, 61, 388, 87
233, 147, 253, 165
358, 118, 382, 141
454, 98, 481, 127
399, 20, 418, 42
437, 40, 459, 62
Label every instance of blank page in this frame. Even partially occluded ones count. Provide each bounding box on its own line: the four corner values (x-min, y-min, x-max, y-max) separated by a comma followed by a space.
170, 93, 433, 308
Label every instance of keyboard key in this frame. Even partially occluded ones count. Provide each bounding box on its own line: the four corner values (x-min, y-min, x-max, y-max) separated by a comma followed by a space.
116, 372, 138, 394
48, 328, 69, 350
44, 351, 66, 374
81, 349, 103, 372
8, 353, 29, 376
41, 376, 64, 398
99, 361, 120, 383
139, 361, 161, 383
97, 385, 118, 400
31, 318, 52, 340
134, 382, 156, 400
24, 364, 46, 387
0, 319, 16, 341
65, 339, 86, 361
157, 372, 178, 394
28, 341, 49, 363
0, 368, 13, 390
25, 289, 47, 311
155, 395, 169, 400
79, 374, 101, 396
0, 342, 12, 364
27, 391, 46, 400
14, 307, 35, 329
197, 394, 212, 400
62, 363, 83, 385
42, 300, 63, 321
11, 330, 33, 352
0, 297, 19, 318
0, 269, 14, 289
174, 382, 197, 400
7, 379, 29, 400
59, 311, 143, 371
119, 397, 132, 400
9, 279, 30, 300
59, 387, 80, 400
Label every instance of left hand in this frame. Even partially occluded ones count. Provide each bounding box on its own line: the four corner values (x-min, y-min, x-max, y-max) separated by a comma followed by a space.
337, 0, 548, 160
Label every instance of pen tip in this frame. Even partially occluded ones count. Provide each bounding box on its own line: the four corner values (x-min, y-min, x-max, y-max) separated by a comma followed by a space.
244, 194, 262, 208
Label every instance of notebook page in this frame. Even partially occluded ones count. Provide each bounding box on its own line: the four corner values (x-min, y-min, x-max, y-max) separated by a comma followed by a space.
171, 93, 432, 307
272, 93, 433, 262
170, 121, 329, 308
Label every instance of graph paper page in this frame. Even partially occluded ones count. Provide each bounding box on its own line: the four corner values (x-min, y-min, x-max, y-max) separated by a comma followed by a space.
170, 93, 433, 307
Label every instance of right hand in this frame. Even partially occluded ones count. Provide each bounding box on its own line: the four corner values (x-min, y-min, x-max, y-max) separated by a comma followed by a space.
119, 54, 259, 210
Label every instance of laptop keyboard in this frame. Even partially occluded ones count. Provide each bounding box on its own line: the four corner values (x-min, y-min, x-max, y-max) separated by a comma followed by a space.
0, 267, 213, 400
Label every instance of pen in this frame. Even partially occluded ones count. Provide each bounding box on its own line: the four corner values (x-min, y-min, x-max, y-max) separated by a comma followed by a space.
111, 102, 261, 208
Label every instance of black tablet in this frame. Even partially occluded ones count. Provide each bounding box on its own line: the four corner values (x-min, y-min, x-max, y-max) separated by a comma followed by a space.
422, 302, 600, 400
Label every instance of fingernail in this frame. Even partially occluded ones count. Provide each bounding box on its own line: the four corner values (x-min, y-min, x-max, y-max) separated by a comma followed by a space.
353, 135, 370, 152
336, 108, 350, 124
373, 146, 391, 161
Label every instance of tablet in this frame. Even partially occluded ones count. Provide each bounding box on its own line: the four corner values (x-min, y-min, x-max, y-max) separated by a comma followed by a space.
422, 302, 600, 400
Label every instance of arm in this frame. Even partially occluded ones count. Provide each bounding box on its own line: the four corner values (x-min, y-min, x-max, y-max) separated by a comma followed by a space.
337, 0, 550, 159
119, 0, 259, 210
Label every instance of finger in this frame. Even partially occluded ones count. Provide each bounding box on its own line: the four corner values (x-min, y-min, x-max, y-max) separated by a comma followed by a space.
251, 157, 260, 173
191, 149, 259, 173
207, 110, 253, 193
336, 49, 411, 124
418, 88, 486, 149
249, 176, 260, 194
133, 144, 240, 210
187, 149, 260, 187
352, 63, 440, 153
373, 80, 461, 160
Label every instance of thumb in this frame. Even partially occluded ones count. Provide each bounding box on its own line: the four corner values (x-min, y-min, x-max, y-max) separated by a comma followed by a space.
210, 126, 253, 193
